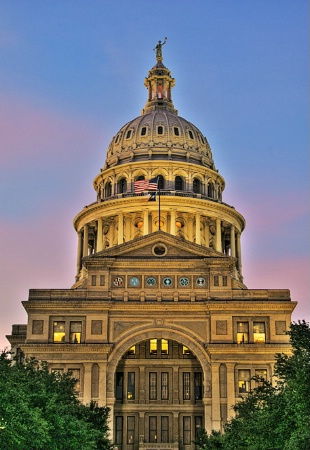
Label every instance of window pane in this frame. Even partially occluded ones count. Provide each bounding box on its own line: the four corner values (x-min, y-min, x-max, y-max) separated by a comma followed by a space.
115, 416, 123, 445
183, 345, 191, 355
255, 369, 267, 385
150, 339, 157, 355
195, 416, 202, 439
149, 372, 157, 400
194, 372, 202, 400
127, 372, 135, 400
69, 369, 80, 392
253, 322, 266, 343
161, 339, 168, 355
183, 416, 191, 444
161, 372, 169, 400
183, 372, 190, 400
53, 321, 65, 343
238, 369, 251, 393
161, 416, 169, 443
128, 345, 136, 356
116, 372, 123, 400
127, 416, 135, 444
70, 321, 82, 344
237, 322, 249, 344
175, 176, 183, 191
149, 416, 157, 443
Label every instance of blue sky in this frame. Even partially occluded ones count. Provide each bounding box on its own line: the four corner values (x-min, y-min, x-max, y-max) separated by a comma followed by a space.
0, 0, 309, 348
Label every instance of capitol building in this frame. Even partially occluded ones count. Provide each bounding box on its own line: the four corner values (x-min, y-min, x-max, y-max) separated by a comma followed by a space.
7, 43, 295, 449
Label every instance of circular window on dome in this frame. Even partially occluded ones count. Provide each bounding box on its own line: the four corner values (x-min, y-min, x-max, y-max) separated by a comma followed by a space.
152, 243, 167, 257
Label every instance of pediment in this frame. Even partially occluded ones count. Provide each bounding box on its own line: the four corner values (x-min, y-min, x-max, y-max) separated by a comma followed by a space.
85, 231, 225, 261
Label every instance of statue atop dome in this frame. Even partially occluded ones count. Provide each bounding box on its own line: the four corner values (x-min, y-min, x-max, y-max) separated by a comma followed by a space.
154, 37, 167, 61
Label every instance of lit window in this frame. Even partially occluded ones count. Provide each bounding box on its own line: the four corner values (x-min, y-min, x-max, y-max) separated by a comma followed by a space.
69, 321, 82, 344
237, 322, 249, 344
238, 369, 251, 393
127, 372, 135, 400
53, 321, 65, 343
161, 339, 168, 355
183, 345, 191, 356
127, 416, 135, 444
128, 345, 136, 356
183, 372, 190, 400
150, 339, 157, 355
149, 372, 157, 400
253, 322, 266, 343
161, 372, 169, 400
183, 416, 191, 444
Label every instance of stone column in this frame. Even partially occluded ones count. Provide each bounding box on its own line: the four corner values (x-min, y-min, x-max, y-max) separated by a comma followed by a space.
216, 218, 222, 253
76, 231, 82, 278
230, 225, 236, 258
226, 363, 236, 420
170, 209, 176, 235
96, 219, 103, 252
187, 215, 194, 242
98, 361, 107, 405
124, 214, 131, 242
236, 232, 243, 276
83, 362, 92, 404
83, 224, 89, 257
195, 212, 201, 245
143, 209, 149, 236
118, 212, 124, 245
204, 219, 210, 248
211, 363, 221, 431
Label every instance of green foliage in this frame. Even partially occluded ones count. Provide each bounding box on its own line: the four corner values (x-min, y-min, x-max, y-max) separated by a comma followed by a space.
195, 321, 310, 450
0, 353, 113, 449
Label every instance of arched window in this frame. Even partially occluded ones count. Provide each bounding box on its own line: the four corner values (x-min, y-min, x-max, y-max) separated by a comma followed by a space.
157, 126, 164, 135
118, 178, 127, 194
157, 175, 165, 190
188, 130, 194, 140
193, 178, 201, 194
105, 182, 112, 198
175, 176, 184, 191
207, 182, 214, 198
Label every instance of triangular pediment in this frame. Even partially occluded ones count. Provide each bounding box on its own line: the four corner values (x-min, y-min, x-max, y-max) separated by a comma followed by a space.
85, 231, 226, 261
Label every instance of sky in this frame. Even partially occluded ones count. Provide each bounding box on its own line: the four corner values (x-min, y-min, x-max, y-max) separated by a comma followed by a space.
0, 0, 308, 350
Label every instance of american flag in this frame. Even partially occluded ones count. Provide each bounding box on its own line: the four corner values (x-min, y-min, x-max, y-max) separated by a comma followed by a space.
134, 177, 158, 193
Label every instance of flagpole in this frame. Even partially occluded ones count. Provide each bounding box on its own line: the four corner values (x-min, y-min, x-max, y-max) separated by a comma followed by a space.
158, 183, 161, 230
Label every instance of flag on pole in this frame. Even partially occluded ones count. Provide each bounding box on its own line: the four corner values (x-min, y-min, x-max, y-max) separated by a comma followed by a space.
148, 192, 157, 201
134, 177, 158, 193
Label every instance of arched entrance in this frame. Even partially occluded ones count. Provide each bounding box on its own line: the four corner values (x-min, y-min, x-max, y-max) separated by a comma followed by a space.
107, 330, 211, 449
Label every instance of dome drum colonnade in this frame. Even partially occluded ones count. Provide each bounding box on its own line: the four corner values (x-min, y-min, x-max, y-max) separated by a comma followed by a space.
73, 47, 245, 286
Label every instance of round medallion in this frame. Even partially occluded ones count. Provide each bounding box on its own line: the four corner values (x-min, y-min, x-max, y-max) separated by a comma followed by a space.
180, 277, 189, 286
163, 277, 173, 287
129, 276, 140, 287
113, 276, 124, 287
196, 277, 206, 287
146, 277, 157, 286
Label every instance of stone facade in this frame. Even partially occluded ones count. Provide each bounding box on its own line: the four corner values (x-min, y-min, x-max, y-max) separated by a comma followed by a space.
7, 47, 296, 450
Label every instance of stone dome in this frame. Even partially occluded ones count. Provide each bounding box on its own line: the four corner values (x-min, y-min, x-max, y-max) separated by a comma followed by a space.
104, 110, 215, 170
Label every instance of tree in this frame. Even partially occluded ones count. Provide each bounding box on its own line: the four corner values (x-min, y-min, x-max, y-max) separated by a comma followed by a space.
0, 352, 113, 449
195, 321, 310, 450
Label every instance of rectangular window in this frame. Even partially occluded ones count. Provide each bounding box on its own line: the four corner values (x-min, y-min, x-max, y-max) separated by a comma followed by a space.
53, 321, 65, 343
255, 369, 267, 385
149, 372, 157, 400
183, 372, 190, 400
128, 345, 136, 356
174, 127, 180, 136
237, 322, 249, 344
195, 416, 203, 439
100, 275, 105, 286
161, 339, 169, 355
127, 416, 135, 444
68, 368, 80, 392
238, 369, 251, 393
214, 275, 219, 286
194, 372, 202, 400
116, 372, 123, 400
161, 372, 169, 400
161, 416, 169, 443
223, 275, 227, 286
150, 339, 157, 355
183, 345, 191, 356
69, 321, 82, 343
115, 416, 123, 445
253, 322, 266, 343
183, 416, 191, 445
91, 275, 96, 286
149, 416, 157, 443
127, 372, 135, 400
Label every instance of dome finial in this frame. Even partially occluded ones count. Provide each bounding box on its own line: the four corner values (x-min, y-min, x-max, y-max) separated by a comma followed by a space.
153, 37, 167, 61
